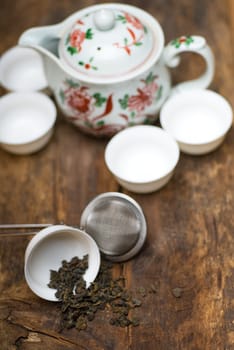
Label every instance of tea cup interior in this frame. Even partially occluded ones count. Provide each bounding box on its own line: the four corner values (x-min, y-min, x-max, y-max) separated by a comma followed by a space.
160, 89, 233, 153
105, 125, 180, 192
0, 92, 56, 153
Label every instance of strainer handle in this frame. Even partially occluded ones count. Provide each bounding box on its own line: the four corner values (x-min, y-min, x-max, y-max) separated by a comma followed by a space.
163, 35, 215, 94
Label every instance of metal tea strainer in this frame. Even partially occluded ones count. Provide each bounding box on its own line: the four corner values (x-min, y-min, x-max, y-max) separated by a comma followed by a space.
0, 192, 147, 262
80, 192, 147, 262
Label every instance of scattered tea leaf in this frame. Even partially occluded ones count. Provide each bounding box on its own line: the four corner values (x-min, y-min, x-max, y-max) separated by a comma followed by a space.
48, 256, 142, 331
172, 287, 182, 298
149, 281, 159, 294
138, 286, 146, 297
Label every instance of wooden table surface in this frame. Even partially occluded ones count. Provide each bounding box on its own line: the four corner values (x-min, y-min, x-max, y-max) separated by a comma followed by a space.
1, 0, 234, 349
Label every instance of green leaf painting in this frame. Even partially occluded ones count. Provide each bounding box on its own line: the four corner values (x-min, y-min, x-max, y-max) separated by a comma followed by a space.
93, 93, 107, 107
118, 94, 129, 109
67, 46, 78, 55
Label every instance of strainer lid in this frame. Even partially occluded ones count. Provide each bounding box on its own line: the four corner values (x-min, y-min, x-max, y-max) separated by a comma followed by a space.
80, 192, 147, 262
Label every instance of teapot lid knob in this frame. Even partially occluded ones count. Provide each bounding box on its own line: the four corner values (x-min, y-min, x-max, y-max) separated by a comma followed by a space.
93, 9, 115, 31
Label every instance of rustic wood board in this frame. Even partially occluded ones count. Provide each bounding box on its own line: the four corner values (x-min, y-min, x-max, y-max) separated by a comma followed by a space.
0, 0, 234, 349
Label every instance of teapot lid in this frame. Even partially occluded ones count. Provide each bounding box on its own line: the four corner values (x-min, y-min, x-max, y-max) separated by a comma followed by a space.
59, 4, 164, 83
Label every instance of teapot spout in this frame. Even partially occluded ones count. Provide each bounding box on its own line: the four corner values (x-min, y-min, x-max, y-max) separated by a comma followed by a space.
19, 24, 61, 58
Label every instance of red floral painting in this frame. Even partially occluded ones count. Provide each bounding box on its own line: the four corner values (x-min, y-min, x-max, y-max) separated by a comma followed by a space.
128, 81, 158, 112
66, 86, 95, 121
58, 72, 163, 137
118, 72, 162, 122
66, 26, 93, 55
114, 12, 145, 55
124, 12, 143, 30
70, 29, 85, 52
59, 80, 116, 135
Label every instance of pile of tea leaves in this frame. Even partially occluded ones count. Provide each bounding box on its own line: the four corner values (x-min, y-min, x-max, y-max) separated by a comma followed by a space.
48, 255, 141, 331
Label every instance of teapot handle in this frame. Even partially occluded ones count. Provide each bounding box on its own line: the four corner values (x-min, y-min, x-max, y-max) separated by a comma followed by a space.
163, 35, 215, 93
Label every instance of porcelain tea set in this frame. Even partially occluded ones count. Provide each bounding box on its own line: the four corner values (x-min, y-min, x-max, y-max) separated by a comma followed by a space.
0, 3, 233, 302
0, 2, 233, 191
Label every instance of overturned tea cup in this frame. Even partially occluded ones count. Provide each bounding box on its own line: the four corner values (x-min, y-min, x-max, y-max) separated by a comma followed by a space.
24, 225, 101, 301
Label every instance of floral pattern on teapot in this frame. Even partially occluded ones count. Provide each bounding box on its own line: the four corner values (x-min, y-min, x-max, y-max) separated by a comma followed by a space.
118, 72, 162, 119
171, 35, 194, 48
64, 11, 149, 73
113, 12, 147, 55
67, 27, 93, 55
58, 72, 163, 137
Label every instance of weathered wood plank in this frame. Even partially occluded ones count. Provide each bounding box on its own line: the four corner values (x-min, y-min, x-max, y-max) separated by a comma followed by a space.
0, 0, 234, 349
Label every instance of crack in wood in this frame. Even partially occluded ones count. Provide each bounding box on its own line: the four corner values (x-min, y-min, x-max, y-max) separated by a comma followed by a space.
203, 213, 219, 253
6, 315, 88, 349
15, 334, 29, 349
0, 298, 33, 306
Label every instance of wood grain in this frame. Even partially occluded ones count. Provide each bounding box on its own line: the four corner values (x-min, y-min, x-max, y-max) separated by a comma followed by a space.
0, 0, 234, 349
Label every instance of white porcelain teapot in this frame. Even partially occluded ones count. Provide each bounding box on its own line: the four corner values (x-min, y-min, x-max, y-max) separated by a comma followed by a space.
19, 3, 214, 137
